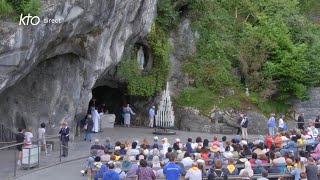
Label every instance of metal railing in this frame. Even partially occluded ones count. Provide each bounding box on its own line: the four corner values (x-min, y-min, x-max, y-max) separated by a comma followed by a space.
0, 124, 16, 144
0, 135, 62, 178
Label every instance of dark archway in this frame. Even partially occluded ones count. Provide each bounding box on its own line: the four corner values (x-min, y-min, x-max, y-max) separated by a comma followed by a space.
92, 86, 130, 124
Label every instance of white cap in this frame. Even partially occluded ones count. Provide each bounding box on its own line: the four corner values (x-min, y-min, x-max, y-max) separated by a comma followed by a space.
154, 136, 158, 141
175, 138, 180, 142
94, 139, 99, 143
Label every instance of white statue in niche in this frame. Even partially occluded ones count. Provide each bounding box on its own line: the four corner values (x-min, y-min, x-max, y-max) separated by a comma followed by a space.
245, 88, 249, 96
137, 46, 144, 69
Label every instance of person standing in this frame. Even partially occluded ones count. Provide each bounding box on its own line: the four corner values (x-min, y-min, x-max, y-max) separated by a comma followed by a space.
278, 115, 285, 132
38, 123, 48, 154
92, 108, 100, 133
84, 115, 94, 142
124, 104, 136, 128
237, 113, 244, 135
268, 113, 276, 136
297, 113, 305, 131
16, 128, 24, 166
148, 106, 155, 128
59, 121, 70, 157
241, 114, 249, 140
24, 127, 33, 146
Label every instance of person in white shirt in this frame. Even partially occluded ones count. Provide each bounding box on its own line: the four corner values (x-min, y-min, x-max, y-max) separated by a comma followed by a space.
278, 115, 285, 132
24, 127, 33, 146
113, 161, 126, 178
156, 161, 166, 178
185, 162, 202, 180
126, 142, 139, 161
38, 123, 47, 154
181, 152, 194, 167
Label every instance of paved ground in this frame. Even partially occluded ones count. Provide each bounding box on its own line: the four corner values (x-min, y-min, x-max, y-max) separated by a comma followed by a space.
1, 126, 261, 180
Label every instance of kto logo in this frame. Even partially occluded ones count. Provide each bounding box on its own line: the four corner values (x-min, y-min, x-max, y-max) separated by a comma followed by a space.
19, 14, 40, 25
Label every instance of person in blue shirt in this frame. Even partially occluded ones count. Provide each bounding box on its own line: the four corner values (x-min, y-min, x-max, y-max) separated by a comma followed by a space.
163, 154, 181, 180
268, 113, 276, 136
149, 106, 155, 127
103, 163, 120, 180
280, 136, 297, 156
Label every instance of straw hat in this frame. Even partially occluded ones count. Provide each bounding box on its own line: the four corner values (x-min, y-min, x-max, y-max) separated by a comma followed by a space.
162, 138, 168, 143
210, 145, 220, 152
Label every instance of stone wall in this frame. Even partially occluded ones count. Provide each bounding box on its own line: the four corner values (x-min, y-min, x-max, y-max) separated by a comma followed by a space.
0, 0, 157, 136
293, 87, 320, 120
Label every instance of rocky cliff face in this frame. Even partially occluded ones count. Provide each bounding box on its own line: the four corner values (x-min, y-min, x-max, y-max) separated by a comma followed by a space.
0, 0, 157, 135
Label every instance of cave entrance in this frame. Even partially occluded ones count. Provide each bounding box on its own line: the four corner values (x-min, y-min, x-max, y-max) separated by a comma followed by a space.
91, 86, 129, 124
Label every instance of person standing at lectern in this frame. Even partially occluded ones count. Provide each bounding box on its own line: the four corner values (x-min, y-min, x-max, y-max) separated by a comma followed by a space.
149, 106, 155, 128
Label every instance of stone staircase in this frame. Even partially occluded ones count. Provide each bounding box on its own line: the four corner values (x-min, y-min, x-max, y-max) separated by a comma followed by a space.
219, 122, 235, 134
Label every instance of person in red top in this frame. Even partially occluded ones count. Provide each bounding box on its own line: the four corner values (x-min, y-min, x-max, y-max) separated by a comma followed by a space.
200, 147, 210, 165
265, 134, 273, 149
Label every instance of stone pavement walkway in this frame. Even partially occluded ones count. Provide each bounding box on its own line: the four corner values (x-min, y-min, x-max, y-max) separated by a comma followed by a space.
2, 126, 261, 180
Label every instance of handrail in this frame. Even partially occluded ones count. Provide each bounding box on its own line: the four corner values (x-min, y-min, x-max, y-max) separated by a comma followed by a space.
0, 135, 60, 150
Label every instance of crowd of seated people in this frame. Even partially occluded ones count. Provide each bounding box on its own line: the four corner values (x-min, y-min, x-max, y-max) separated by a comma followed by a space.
81, 126, 320, 180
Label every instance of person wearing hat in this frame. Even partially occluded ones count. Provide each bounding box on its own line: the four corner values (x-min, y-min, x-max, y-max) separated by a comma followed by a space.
161, 138, 170, 156
59, 121, 70, 157
236, 152, 248, 172
152, 136, 163, 150
148, 106, 156, 128
210, 145, 220, 153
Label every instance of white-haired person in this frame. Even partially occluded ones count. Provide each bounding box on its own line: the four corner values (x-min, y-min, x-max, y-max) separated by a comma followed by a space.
113, 161, 126, 178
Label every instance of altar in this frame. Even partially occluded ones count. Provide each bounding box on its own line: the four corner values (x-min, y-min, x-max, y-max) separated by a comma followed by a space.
100, 114, 116, 129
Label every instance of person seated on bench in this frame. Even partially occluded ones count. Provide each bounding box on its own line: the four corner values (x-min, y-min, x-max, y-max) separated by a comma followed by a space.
257, 170, 269, 180
280, 136, 297, 156
239, 161, 254, 178
224, 158, 238, 175
207, 160, 228, 180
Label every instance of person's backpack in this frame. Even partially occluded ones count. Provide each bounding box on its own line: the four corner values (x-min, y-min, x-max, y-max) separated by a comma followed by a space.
208, 170, 225, 180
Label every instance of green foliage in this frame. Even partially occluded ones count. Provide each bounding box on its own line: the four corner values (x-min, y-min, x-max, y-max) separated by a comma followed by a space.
249, 92, 292, 116
22, 0, 40, 16
118, 22, 170, 96
175, 86, 244, 114
4, 0, 40, 18
172, 0, 320, 115
237, 1, 320, 101
184, 0, 237, 91
0, 0, 13, 17
175, 87, 218, 115
156, 0, 179, 32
